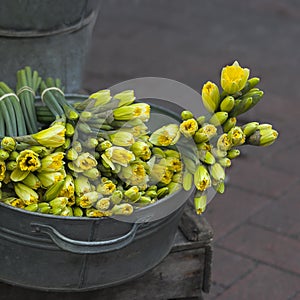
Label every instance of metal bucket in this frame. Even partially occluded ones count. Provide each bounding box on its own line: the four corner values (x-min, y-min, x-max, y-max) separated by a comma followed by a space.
0, 0, 100, 92
0, 100, 195, 291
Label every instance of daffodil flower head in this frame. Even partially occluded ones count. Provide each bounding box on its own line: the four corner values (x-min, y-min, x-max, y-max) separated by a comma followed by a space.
217, 133, 232, 151
32, 124, 66, 148
1, 137, 16, 152
120, 163, 149, 187
14, 182, 39, 205
113, 103, 150, 122
179, 118, 199, 138
194, 165, 211, 192
104, 146, 135, 168
221, 61, 250, 94
109, 131, 135, 147
149, 124, 181, 147
96, 180, 116, 196
39, 152, 65, 172
201, 81, 220, 113
130, 141, 151, 160
228, 126, 246, 146
17, 150, 41, 172
37, 170, 66, 188
74, 152, 98, 171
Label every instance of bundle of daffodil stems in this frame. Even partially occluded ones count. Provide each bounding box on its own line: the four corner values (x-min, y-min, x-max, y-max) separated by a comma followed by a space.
0, 62, 278, 217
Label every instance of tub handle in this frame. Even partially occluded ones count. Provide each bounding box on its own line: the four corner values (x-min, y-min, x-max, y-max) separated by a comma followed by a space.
31, 220, 147, 254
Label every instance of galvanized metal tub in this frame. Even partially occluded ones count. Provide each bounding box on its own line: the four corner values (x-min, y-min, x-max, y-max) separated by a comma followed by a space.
0, 99, 195, 291
0, 0, 100, 92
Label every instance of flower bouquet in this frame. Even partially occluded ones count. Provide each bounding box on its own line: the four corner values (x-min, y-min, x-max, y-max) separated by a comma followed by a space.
0, 62, 278, 217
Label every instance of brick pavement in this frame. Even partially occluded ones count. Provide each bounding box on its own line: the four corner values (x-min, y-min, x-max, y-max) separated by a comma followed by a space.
83, 0, 300, 299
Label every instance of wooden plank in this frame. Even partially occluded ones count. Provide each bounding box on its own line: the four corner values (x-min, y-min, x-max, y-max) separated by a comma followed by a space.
0, 248, 206, 300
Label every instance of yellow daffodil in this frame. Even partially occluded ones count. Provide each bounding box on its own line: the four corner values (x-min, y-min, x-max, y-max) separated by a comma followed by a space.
180, 118, 199, 138
96, 180, 116, 196
103, 146, 135, 168
113, 103, 150, 121
130, 141, 151, 160
201, 81, 220, 113
32, 124, 66, 148
37, 170, 66, 188
194, 165, 211, 191
109, 131, 135, 147
120, 163, 149, 187
58, 175, 75, 199
228, 126, 246, 146
39, 152, 65, 172
217, 133, 232, 151
14, 183, 39, 205
221, 61, 250, 94
17, 150, 41, 172
74, 152, 98, 171
1, 137, 16, 152
149, 124, 181, 147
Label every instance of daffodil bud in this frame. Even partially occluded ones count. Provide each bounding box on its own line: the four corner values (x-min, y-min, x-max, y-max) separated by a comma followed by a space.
78, 191, 99, 208
31, 124, 66, 148
24, 203, 39, 212
39, 152, 65, 172
217, 134, 232, 151
111, 203, 134, 216
22, 173, 41, 190
37, 170, 66, 188
66, 148, 78, 161
223, 117, 237, 133
75, 175, 92, 196
72, 141, 82, 153
228, 126, 246, 146
1, 137, 16, 152
220, 96, 235, 113
124, 186, 141, 202
60, 206, 74, 217
113, 103, 150, 121
49, 197, 68, 209
29, 146, 53, 158
8, 151, 19, 161
209, 112, 228, 127
247, 128, 278, 147
95, 198, 111, 211
111, 190, 123, 204
167, 182, 181, 194
86, 138, 99, 149
201, 81, 220, 113
172, 172, 182, 183
96, 181, 116, 195
130, 141, 151, 160
6, 161, 17, 171
194, 192, 207, 215
157, 187, 169, 199
109, 131, 135, 147
227, 149, 240, 159
209, 163, 225, 182
149, 124, 181, 147
65, 123, 75, 137
221, 61, 250, 94
165, 157, 182, 173
14, 183, 39, 205
218, 157, 231, 168
164, 149, 181, 159
183, 170, 193, 191
83, 168, 100, 180
73, 207, 84, 217
58, 175, 75, 199
114, 90, 135, 107
181, 110, 194, 120
242, 122, 259, 137
38, 202, 51, 214
213, 181, 225, 194
179, 118, 199, 138
43, 181, 64, 201
194, 165, 211, 191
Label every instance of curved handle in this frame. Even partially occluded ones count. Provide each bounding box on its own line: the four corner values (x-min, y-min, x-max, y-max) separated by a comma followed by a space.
31, 221, 144, 254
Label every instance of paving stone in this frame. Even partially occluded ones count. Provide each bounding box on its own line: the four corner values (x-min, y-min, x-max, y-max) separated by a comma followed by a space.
205, 186, 270, 241
216, 265, 300, 300
218, 224, 300, 275
211, 247, 256, 287
250, 183, 300, 240
204, 282, 225, 299
227, 158, 298, 199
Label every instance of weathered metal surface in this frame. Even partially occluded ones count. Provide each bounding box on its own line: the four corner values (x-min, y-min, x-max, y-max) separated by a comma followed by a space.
0, 0, 100, 92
